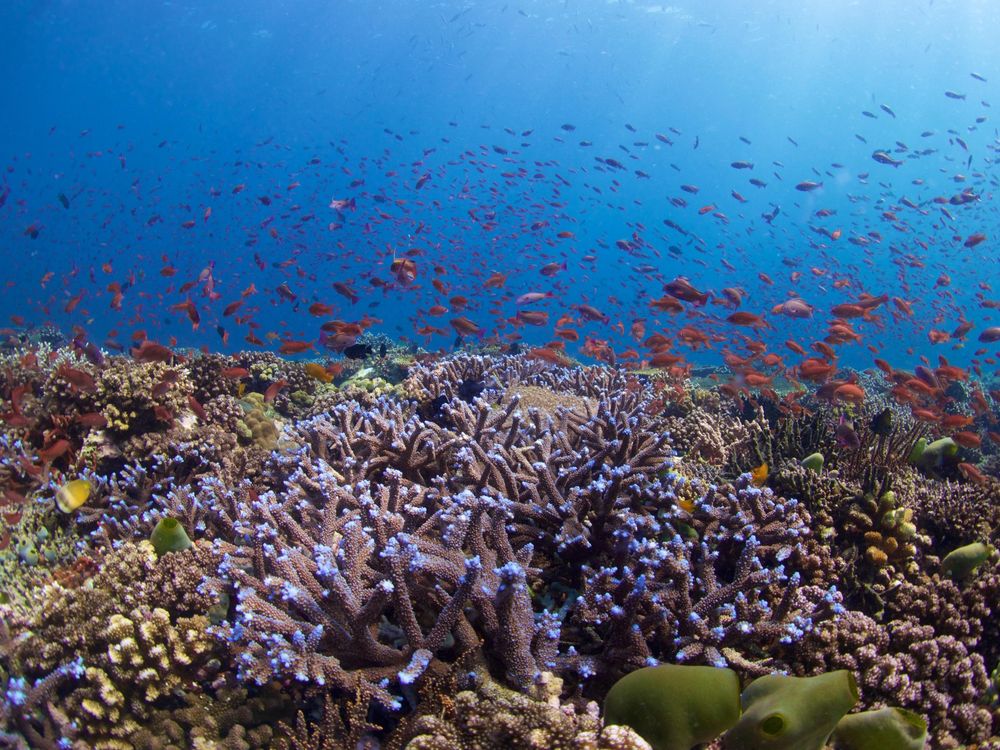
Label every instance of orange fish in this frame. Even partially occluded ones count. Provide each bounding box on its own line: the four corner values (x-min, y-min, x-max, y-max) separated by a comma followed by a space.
303, 363, 333, 383
750, 462, 769, 487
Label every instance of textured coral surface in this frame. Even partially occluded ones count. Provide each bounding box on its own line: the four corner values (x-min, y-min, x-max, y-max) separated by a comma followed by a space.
1, 349, 998, 749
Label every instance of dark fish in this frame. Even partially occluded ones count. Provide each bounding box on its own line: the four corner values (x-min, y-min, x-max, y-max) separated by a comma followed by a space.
730, 161, 754, 169
870, 407, 894, 436
872, 150, 903, 167
862, 110, 877, 118
749, 178, 767, 188
835, 417, 861, 449
795, 181, 823, 191
979, 326, 1000, 343
971, 72, 987, 82
73, 336, 105, 366
561, 123, 576, 131
457, 377, 486, 402
879, 104, 896, 118
58, 193, 70, 209
342, 343, 372, 360
945, 90, 966, 100
949, 189, 978, 205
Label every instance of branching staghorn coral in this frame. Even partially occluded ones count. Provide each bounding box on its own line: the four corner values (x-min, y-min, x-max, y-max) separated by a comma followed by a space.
215, 369, 843, 713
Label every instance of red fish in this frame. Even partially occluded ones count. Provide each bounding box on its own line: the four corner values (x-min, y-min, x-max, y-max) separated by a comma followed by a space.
663, 277, 709, 306
309, 302, 335, 317
64, 292, 85, 314
279, 340, 314, 354
264, 379, 288, 403
450, 316, 484, 336
333, 282, 359, 304
516, 291, 553, 305
726, 312, 769, 329
979, 327, 1000, 343
390, 258, 418, 285
539, 262, 566, 277
132, 340, 176, 363
39, 439, 71, 463
57, 365, 97, 393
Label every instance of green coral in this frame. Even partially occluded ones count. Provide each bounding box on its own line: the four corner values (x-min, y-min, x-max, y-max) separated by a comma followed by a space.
800, 452, 824, 472
723, 671, 859, 750
603, 664, 740, 750
941, 541, 994, 579
830, 707, 927, 750
601, 668, 911, 750
289, 389, 314, 406
150, 517, 193, 556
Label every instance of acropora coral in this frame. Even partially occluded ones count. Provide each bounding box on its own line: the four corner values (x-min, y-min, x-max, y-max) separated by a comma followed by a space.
0, 347, 998, 748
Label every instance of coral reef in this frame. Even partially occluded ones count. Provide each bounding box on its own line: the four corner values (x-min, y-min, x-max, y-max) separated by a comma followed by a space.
0, 347, 998, 748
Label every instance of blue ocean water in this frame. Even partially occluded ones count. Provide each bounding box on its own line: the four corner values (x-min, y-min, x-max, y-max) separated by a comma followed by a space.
1, 0, 998, 373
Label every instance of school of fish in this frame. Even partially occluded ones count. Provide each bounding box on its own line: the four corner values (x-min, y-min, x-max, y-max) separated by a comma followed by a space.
3, 75, 1000, 448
